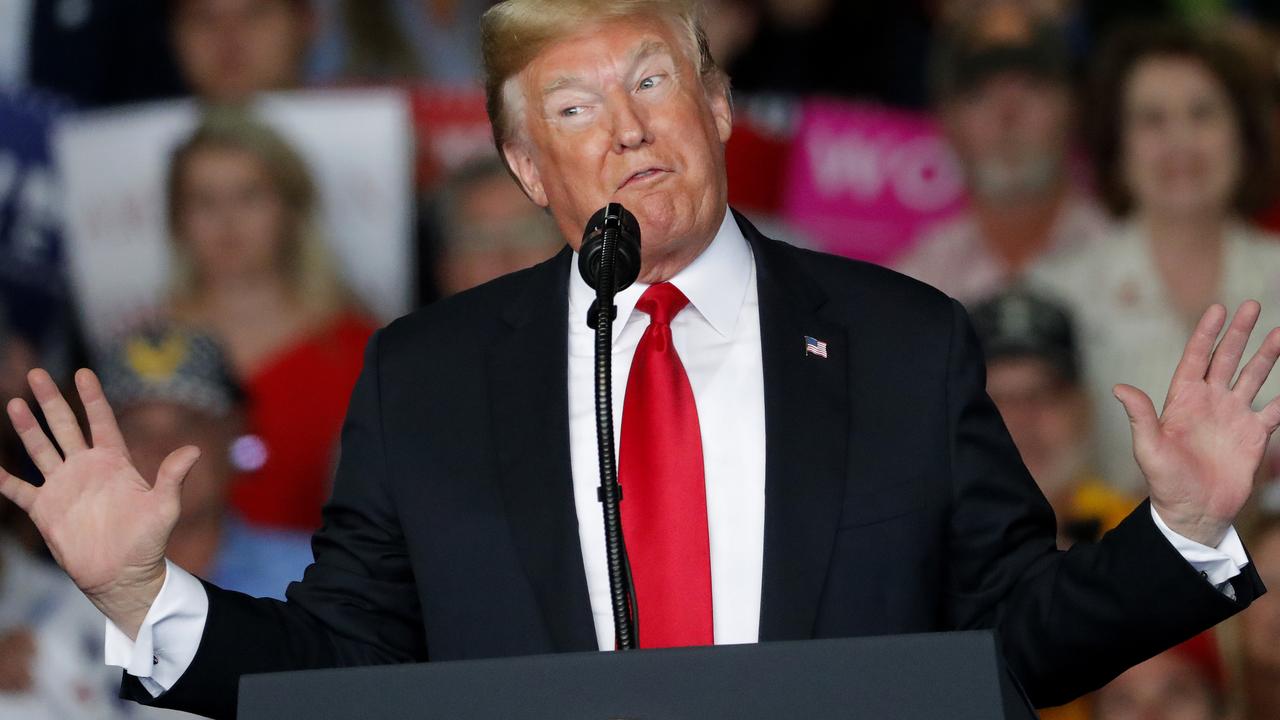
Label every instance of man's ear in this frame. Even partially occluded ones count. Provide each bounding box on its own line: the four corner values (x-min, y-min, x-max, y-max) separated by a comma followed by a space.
502, 141, 549, 208
709, 81, 734, 144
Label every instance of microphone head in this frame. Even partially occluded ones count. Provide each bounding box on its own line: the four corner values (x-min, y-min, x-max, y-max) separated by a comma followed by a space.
578, 203, 641, 293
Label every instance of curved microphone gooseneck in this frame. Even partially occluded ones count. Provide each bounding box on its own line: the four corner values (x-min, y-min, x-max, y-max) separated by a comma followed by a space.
578, 203, 642, 650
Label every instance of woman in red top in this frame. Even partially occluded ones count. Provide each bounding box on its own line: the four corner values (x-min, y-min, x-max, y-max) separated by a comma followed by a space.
163, 108, 375, 532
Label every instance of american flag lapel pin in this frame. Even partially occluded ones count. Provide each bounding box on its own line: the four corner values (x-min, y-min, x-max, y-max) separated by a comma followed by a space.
805, 335, 829, 359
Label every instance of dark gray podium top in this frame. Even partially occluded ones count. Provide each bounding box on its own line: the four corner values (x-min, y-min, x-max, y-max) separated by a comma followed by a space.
239, 630, 1037, 719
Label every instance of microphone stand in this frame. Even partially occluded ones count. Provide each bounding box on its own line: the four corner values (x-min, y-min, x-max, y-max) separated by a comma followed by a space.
587, 209, 640, 651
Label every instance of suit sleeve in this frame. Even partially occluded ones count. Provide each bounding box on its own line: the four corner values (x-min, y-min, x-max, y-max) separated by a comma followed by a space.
940, 299, 1266, 707
120, 329, 427, 720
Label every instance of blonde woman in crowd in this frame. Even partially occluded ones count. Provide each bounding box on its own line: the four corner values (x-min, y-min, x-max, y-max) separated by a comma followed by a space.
1029, 24, 1280, 494
164, 108, 375, 532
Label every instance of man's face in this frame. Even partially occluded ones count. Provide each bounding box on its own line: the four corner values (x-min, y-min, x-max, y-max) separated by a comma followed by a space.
944, 71, 1071, 203
986, 356, 1089, 502
117, 402, 236, 524
503, 15, 734, 283
439, 172, 562, 296
171, 0, 312, 103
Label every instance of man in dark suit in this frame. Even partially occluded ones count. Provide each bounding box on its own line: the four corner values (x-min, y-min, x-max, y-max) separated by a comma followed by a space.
0, 1, 1274, 719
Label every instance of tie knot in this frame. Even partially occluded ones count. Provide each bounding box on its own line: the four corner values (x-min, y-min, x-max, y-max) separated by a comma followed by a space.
636, 283, 690, 326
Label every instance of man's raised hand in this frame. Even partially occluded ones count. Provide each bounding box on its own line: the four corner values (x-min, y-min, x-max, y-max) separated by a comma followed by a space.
1115, 301, 1280, 547
0, 368, 200, 638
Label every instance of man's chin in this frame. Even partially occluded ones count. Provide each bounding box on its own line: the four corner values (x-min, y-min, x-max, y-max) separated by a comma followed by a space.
635, 231, 718, 284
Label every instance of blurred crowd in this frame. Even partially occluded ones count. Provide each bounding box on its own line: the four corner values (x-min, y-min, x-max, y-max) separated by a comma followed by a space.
3, 0, 1280, 718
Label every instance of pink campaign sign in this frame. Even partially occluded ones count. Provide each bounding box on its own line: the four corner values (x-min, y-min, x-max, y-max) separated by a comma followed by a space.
781, 100, 968, 265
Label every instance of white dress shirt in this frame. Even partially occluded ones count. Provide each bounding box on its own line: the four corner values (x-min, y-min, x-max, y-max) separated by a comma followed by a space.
568, 208, 766, 649
106, 207, 1248, 695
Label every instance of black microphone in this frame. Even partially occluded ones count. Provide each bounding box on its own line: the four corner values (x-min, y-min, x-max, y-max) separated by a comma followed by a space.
579, 202, 642, 650
578, 203, 642, 295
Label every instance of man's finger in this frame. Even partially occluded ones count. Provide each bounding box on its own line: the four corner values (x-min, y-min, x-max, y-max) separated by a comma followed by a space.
1206, 301, 1262, 387
1260, 394, 1280, 434
1234, 326, 1280, 403
1170, 305, 1228, 389
1115, 384, 1159, 450
7, 398, 63, 475
27, 369, 87, 455
0, 466, 37, 513
155, 446, 201, 498
76, 369, 129, 456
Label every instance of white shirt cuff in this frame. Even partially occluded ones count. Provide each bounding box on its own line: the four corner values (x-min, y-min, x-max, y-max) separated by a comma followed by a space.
1150, 505, 1248, 591
104, 560, 209, 697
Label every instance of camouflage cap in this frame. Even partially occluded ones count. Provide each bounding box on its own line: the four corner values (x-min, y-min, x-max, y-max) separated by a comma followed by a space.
98, 325, 243, 417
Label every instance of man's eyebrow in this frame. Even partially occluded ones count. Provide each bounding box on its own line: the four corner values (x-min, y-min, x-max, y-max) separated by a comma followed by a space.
542, 75, 587, 97
540, 40, 675, 98
629, 40, 673, 67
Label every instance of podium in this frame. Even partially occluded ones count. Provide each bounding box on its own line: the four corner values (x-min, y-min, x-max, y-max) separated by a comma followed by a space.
238, 630, 1038, 719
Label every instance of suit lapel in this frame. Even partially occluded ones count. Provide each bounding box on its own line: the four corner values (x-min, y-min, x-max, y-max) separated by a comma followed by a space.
738, 213, 851, 642
487, 248, 598, 653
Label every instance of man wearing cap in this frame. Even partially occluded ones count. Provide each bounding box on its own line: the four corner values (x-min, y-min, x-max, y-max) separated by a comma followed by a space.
971, 290, 1135, 549
895, 2, 1109, 304
97, 326, 313, 600
0, 1, 1275, 718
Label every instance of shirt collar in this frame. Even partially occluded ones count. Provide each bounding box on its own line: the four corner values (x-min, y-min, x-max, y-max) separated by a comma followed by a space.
569, 207, 753, 341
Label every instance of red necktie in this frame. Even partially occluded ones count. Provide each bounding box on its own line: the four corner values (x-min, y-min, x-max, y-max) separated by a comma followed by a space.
619, 282, 714, 648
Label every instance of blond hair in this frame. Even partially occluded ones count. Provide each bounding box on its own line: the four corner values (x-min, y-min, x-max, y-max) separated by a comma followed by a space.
480, 0, 725, 152
165, 106, 351, 321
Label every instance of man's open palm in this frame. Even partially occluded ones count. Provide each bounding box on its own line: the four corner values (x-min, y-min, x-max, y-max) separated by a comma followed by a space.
0, 369, 200, 637
1115, 301, 1280, 547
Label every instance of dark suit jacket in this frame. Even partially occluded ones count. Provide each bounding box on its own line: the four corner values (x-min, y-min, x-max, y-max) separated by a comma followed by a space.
126, 212, 1265, 719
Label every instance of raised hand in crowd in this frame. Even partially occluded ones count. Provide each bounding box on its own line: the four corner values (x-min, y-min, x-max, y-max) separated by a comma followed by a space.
0, 370, 201, 639
1117, 301, 1280, 546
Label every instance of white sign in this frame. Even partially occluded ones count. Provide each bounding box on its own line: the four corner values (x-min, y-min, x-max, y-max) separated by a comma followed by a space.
54, 88, 414, 349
